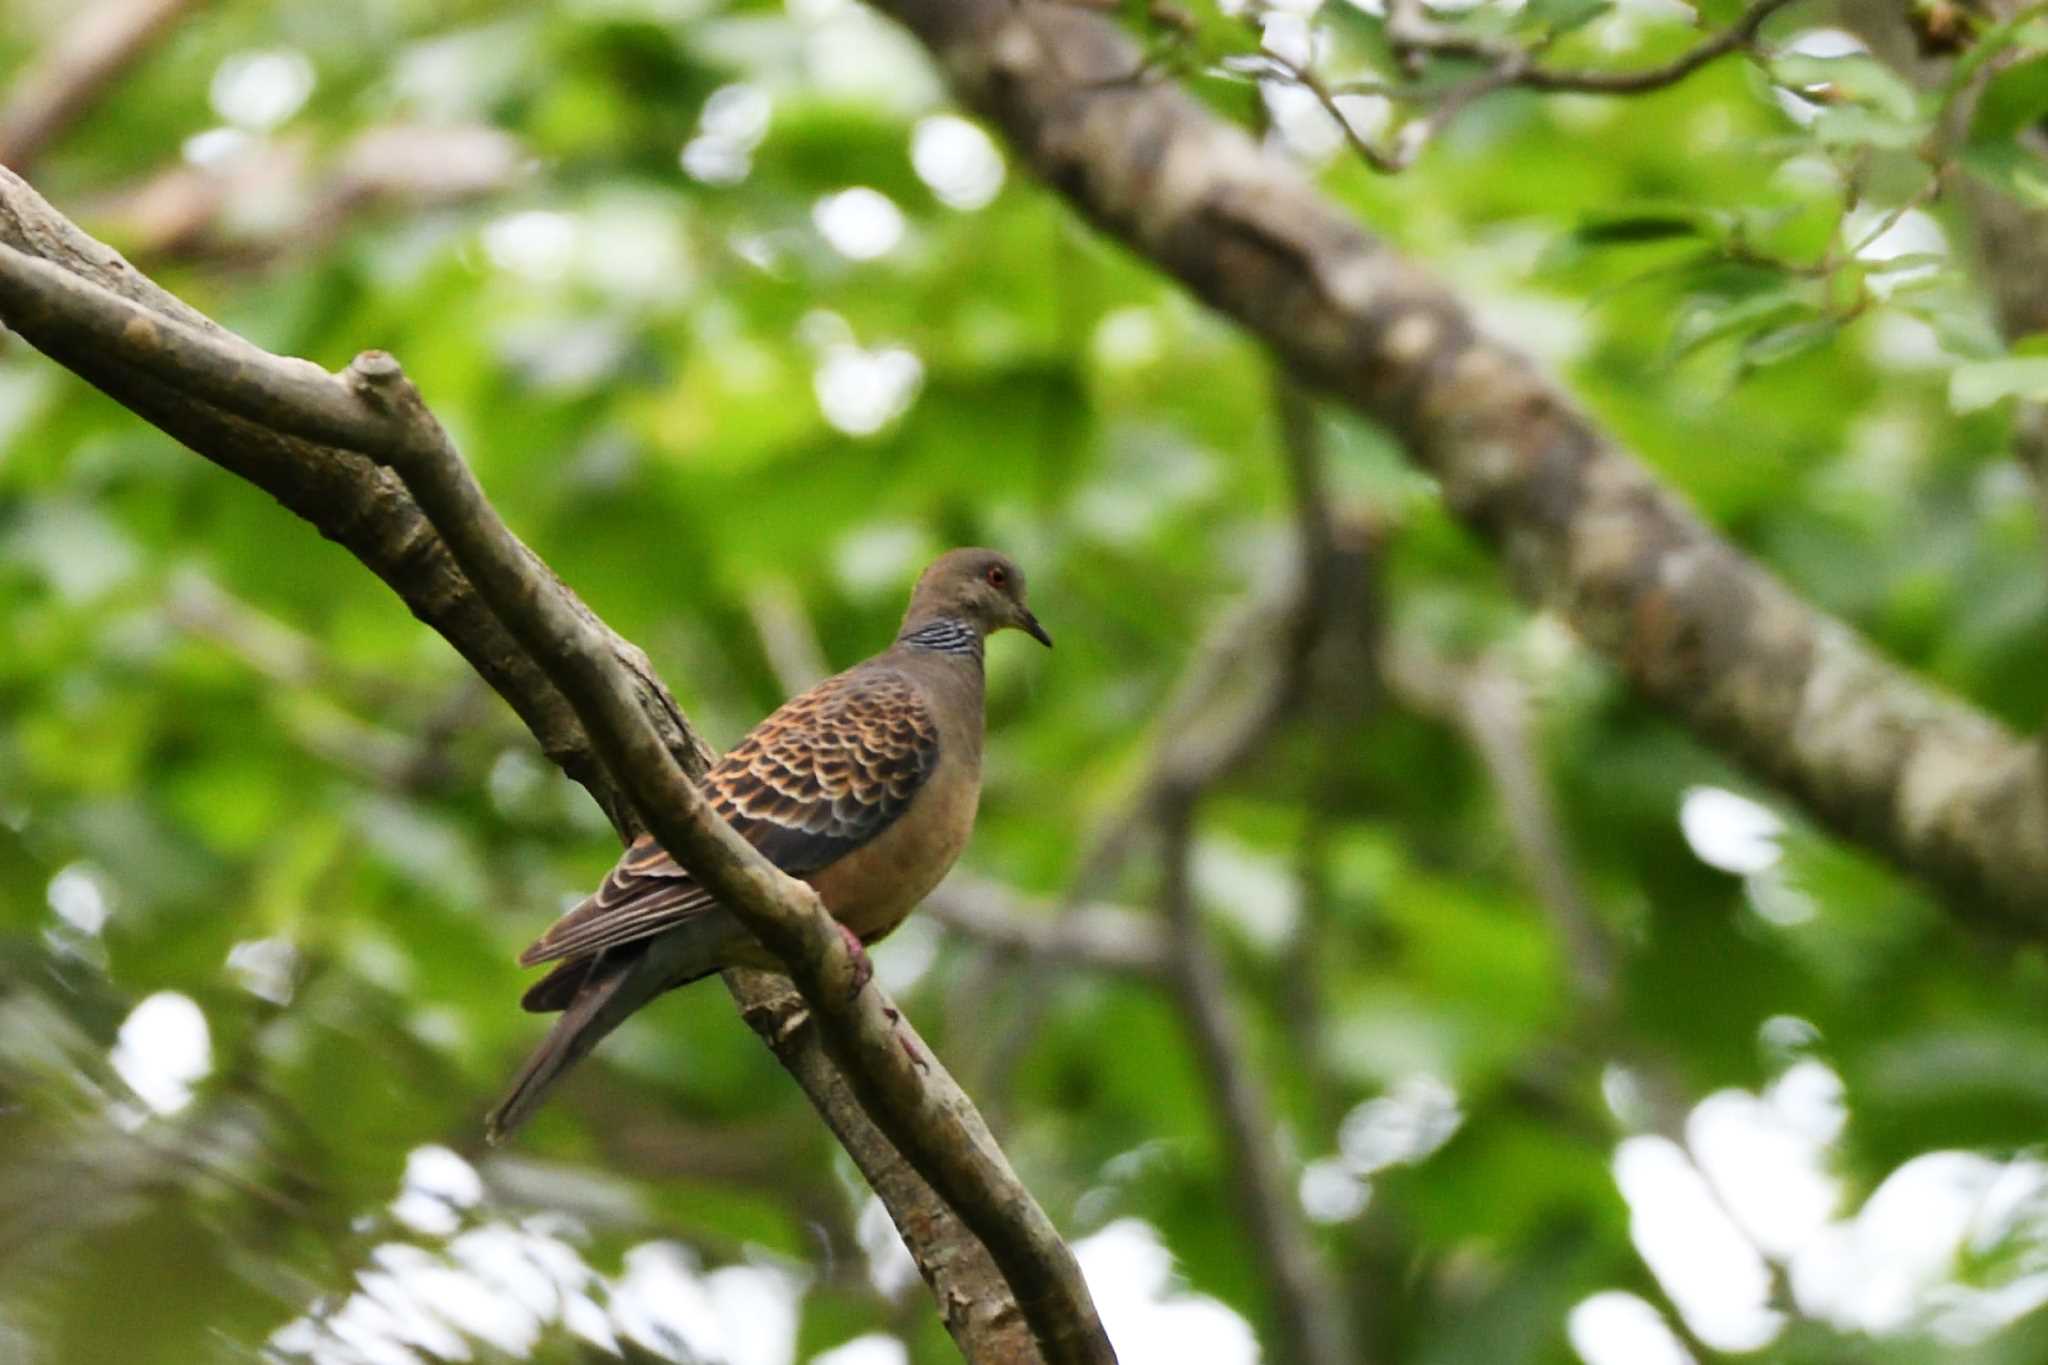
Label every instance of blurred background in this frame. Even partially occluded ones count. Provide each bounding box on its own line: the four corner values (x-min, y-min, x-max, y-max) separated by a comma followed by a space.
4, 0, 2048, 1361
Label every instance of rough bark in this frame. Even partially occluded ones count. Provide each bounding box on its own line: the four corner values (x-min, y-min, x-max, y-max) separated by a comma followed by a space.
864, 0, 2048, 921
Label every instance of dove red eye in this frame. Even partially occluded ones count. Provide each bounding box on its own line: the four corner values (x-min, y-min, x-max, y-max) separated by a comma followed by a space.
985, 565, 1008, 588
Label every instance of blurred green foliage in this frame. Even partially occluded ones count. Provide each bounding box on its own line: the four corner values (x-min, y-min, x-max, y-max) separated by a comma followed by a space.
4, 0, 2048, 1362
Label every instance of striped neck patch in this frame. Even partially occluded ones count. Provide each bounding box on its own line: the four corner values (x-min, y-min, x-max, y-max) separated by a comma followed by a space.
899, 617, 983, 658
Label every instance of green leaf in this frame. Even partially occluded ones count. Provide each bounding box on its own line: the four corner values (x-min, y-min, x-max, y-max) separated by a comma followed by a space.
1810, 103, 1928, 151
1668, 289, 1815, 360
1948, 356, 2048, 411
1772, 52, 1923, 121
1739, 315, 1839, 370
1570, 213, 1707, 246
1962, 140, 2048, 209
1524, 0, 1612, 41
1967, 52, 2048, 147
1944, 11, 2048, 102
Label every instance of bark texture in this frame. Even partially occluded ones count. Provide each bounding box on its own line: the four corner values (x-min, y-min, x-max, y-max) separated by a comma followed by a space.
865, 0, 2048, 920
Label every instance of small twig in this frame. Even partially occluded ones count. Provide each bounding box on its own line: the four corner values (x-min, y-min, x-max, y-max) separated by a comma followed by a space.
1515, 0, 1797, 94
1381, 0, 1792, 91
1384, 0, 1521, 69
1265, 56, 1407, 173
1836, 172, 1943, 268
165, 572, 420, 711
1262, 0, 1796, 172
745, 579, 833, 694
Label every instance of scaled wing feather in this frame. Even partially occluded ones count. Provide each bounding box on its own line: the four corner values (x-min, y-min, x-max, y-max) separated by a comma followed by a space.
517, 667, 940, 968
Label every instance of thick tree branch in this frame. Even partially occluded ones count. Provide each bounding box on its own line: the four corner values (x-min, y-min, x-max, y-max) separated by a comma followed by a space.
0, 170, 1094, 1365
865, 0, 2048, 921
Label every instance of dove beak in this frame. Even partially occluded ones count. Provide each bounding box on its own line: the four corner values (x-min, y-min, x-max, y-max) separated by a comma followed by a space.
1019, 610, 1053, 648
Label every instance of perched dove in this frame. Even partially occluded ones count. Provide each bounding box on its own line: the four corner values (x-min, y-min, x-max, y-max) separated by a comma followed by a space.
487, 548, 1050, 1141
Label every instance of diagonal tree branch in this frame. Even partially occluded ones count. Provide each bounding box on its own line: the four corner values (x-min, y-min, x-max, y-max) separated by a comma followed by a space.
0, 168, 1097, 1365
721, 969, 1050, 1360
863, 0, 2048, 922
333, 344, 1112, 1364
0, 0, 205, 174
0, 167, 708, 836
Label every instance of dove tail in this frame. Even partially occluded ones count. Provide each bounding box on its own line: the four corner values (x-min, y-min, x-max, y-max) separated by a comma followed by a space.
486, 957, 640, 1144
488, 914, 745, 1143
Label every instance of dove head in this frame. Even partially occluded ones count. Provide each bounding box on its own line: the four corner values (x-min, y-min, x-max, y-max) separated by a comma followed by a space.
899, 548, 1052, 650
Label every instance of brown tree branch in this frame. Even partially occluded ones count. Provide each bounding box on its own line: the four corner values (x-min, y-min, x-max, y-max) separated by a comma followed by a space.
1124, 386, 1355, 1365
723, 970, 1049, 1360
1382, 635, 1621, 1008
926, 875, 1170, 979
0, 0, 204, 174
864, 0, 2048, 921
1156, 803, 1356, 1365
0, 167, 708, 835
7, 251, 1113, 1362
332, 346, 1106, 1362
0, 169, 1095, 1365
89, 124, 529, 267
